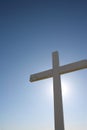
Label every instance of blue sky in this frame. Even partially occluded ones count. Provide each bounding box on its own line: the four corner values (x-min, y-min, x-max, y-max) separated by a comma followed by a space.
0, 0, 87, 130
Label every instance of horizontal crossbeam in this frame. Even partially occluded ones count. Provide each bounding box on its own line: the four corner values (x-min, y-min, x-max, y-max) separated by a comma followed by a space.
30, 60, 87, 82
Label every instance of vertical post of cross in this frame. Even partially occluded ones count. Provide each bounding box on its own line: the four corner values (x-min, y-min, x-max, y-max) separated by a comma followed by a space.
52, 52, 64, 130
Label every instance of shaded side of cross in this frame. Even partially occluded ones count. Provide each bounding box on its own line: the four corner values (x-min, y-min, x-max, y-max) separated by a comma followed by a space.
30, 51, 87, 130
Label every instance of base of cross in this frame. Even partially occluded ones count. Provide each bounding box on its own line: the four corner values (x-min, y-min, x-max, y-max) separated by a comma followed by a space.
30, 51, 87, 130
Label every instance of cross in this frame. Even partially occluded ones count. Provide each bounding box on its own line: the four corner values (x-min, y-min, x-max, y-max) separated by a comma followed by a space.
29, 51, 87, 130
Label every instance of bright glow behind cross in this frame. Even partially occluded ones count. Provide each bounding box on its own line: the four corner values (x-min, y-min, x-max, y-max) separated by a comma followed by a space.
30, 51, 87, 130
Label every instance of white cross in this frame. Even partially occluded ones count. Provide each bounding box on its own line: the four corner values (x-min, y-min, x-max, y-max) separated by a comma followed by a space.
30, 51, 87, 130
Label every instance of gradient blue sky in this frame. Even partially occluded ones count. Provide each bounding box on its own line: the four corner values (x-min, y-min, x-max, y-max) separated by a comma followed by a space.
0, 0, 87, 130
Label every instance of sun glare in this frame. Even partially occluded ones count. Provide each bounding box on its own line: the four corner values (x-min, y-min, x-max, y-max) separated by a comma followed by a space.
45, 78, 71, 99
61, 82, 69, 97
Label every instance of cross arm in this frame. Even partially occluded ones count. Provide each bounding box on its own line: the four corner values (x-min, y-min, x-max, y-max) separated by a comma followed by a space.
30, 60, 87, 82
30, 69, 52, 82
59, 60, 87, 74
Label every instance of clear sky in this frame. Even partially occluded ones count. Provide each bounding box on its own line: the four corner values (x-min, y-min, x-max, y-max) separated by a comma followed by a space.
0, 0, 87, 130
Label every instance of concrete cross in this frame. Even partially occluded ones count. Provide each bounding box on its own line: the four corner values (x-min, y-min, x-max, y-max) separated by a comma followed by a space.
30, 51, 87, 130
